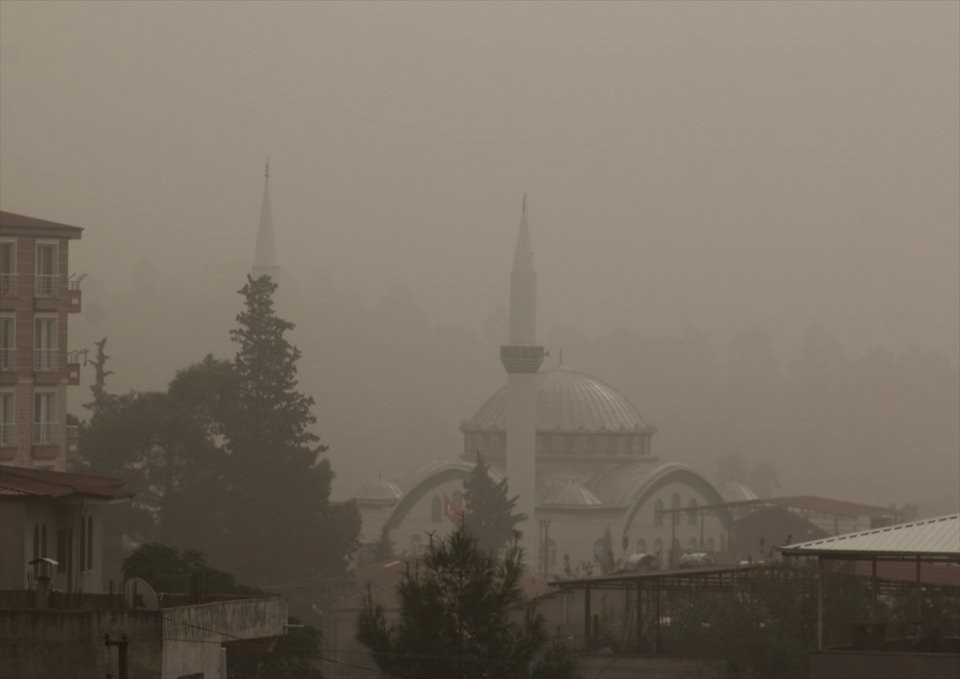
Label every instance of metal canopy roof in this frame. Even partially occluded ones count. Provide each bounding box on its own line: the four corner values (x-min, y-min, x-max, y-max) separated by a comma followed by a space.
658, 494, 894, 518
779, 513, 960, 560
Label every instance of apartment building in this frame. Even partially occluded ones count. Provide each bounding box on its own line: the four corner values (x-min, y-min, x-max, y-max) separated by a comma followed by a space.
0, 211, 83, 471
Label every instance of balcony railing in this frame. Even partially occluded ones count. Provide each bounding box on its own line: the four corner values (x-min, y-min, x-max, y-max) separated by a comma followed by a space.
0, 423, 13, 447
34, 349, 59, 372
33, 422, 56, 445
0, 348, 14, 371
0, 274, 16, 297
34, 275, 60, 298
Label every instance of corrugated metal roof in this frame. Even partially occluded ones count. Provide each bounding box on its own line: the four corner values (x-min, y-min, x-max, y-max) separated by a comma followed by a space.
0, 465, 131, 501
463, 366, 650, 433
781, 514, 960, 558
541, 479, 603, 507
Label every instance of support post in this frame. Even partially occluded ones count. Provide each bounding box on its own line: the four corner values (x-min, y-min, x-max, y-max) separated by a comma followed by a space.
583, 586, 592, 650
871, 557, 878, 622
654, 584, 661, 655
816, 556, 824, 651
636, 584, 643, 650
915, 557, 922, 620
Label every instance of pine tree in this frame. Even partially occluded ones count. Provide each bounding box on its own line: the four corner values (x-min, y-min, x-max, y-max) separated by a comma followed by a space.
228, 274, 322, 463
213, 274, 359, 613
462, 452, 526, 553
356, 524, 578, 679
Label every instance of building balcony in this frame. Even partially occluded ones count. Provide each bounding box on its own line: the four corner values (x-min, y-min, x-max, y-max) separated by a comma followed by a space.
66, 351, 82, 385
33, 422, 57, 447
67, 274, 84, 312
66, 425, 79, 458
34, 349, 59, 373
0, 274, 16, 299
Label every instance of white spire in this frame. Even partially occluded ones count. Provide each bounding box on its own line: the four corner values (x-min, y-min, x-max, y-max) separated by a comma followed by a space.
252, 157, 279, 279
509, 193, 537, 345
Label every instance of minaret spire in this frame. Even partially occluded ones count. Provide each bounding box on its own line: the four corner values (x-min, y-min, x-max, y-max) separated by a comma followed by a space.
510, 193, 536, 344
252, 157, 279, 281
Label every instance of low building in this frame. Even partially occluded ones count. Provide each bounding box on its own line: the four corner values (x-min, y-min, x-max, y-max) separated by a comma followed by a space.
0, 589, 288, 679
0, 465, 131, 594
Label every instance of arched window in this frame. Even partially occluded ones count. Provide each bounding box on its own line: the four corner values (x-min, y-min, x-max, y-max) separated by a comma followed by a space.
654, 499, 664, 526
410, 534, 421, 555
687, 498, 698, 526
431, 496, 441, 523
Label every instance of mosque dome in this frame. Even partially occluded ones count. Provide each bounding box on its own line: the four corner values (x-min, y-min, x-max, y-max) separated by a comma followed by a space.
354, 476, 403, 503
463, 366, 651, 433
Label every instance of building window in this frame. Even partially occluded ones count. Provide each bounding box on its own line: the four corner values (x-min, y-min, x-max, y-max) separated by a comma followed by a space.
34, 316, 58, 372
654, 538, 663, 557
687, 499, 698, 526
33, 392, 56, 445
79, 515, 94, 572
0, 391, 13, 447
0, 240, 14, 296
410, 534, 421, 555
34, 242, 58, 297
635, 538, 646, 554
654, 499, 664, 526
431, 496, 442, 523
706, 537, 716, 553
0, 315, 13, 371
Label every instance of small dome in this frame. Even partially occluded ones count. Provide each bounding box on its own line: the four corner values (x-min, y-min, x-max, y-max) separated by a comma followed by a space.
541, 479, 603, 507
463, 366, 649, 433
355, 476, 402, 502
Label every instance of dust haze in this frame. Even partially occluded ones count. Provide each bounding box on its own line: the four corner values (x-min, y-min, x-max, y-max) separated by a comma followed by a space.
1, 1, 957, 513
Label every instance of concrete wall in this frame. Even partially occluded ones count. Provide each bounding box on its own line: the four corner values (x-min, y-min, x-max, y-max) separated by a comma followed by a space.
162, 597, 288, 679
0, 608, 164, 679
810, 650, 960, 679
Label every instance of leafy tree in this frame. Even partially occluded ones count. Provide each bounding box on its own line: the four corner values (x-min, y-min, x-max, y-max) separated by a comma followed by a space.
462, 453, 525, 553
357, 525, 578, 679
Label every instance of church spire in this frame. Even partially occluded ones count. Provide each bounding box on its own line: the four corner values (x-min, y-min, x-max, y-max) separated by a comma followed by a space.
509, 193, 536, 345
252, 157, 279, 280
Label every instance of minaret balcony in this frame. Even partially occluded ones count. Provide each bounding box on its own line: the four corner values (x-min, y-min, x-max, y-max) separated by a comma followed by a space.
500, 345, 545, 373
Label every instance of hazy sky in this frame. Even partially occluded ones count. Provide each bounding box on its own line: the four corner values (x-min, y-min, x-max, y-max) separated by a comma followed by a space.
2, 1, 958, 362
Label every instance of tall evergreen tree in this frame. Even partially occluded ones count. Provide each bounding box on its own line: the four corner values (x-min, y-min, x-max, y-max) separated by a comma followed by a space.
357, 524, 578, 679
84, 337, 115, 422
228, 275, 322, 462
212, 275, 359, 614
462, 453, 526, 553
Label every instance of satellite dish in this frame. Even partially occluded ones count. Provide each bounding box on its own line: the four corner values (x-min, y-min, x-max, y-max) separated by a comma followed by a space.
122, 577, 159, 610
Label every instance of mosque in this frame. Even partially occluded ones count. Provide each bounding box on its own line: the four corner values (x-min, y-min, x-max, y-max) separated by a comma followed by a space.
349, 197, 731, 575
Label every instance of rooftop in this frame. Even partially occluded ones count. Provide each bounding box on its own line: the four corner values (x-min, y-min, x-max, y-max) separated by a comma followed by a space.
0, 466, 131, 502
780, 513, 960, 560
0, 210, 84, 238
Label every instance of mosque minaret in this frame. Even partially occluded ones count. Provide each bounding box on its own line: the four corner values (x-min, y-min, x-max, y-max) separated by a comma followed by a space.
252, 158, 280, 282
500, 194, 545, 558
